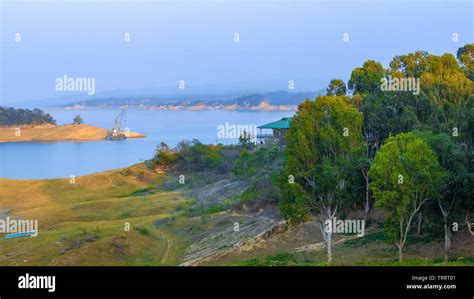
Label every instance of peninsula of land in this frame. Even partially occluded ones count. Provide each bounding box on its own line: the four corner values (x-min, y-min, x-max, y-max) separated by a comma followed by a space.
0, 124, 145, 143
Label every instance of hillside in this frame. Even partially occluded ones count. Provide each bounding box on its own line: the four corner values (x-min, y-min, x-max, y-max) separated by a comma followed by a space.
0, 161, 286, 266
0, 164, 185, 265
0, 159, 472, 266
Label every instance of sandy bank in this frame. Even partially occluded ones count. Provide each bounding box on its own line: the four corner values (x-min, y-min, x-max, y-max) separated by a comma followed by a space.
0, 124, 145, 143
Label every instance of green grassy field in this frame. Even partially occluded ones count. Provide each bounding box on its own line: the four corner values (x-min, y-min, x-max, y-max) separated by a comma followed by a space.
0, 164, 189, 265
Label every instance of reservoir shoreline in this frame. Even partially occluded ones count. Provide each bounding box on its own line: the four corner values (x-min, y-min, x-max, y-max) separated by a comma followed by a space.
0, 109, 292, 180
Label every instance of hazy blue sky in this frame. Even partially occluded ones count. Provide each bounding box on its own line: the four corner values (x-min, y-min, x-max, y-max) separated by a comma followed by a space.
1, 0, 472, 105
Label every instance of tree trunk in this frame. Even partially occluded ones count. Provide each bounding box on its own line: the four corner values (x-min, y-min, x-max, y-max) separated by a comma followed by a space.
327, 229, 333, 265
417, 212, 423, 235
364, 180, 370, 220
444, 222, 449, 263
362, 169, 370, 221
443, 213, 451, 263
320, 205, 335, 265
398, 243, 403, 262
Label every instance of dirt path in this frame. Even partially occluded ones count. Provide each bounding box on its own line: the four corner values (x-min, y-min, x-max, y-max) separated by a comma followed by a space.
160, 233, 173, 264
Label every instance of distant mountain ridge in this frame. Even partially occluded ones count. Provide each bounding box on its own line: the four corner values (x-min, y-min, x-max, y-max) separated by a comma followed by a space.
63, 90, 324, 111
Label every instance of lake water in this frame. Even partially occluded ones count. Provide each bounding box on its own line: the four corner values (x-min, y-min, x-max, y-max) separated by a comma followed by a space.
0, 109, 292, 180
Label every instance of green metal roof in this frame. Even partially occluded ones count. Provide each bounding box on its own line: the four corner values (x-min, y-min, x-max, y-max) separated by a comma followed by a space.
258, 117, 293, 129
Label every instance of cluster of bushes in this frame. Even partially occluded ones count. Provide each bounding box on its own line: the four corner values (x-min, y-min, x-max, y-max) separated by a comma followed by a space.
152, 139, 223, 171
233, 145, 283, 177
152, 136, 285, 178
0, 107, 56, 126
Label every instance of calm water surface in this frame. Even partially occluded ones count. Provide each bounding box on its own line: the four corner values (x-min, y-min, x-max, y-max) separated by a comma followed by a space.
0, 109, 292, 179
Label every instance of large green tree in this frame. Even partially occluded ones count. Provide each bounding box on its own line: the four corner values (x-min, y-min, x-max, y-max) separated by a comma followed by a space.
389, 51, 431, 78
457, 43, 474, 80
326, 79, 347, 96
369, 132, 445, 261
285, 95, 364, 263
348, 60, 386, 95
416, 131, 471, 261
420, 53, 473, 142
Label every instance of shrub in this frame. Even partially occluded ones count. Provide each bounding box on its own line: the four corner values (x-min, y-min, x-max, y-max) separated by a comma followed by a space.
72, 115, 84, 124
154, 142, 178, 166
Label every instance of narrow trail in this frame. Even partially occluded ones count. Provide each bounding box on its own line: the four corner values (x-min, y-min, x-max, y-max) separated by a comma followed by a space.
160, 233, 172, 264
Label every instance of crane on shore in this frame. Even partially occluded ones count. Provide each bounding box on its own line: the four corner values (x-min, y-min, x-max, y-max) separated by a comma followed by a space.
106, 108, 127, 140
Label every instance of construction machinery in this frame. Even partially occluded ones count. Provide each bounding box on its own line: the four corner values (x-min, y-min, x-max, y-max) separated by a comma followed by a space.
106, 108, 127, 140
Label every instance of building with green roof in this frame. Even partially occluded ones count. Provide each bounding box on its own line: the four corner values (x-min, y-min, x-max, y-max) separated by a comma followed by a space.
257, 117, 293, 146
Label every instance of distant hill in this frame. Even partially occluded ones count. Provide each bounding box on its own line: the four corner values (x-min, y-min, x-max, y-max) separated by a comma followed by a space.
8, 77, 330, 109
62, 90, 324, 111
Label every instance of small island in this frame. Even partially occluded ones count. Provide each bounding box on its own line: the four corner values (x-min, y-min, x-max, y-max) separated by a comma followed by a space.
0, 107, 144, 143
